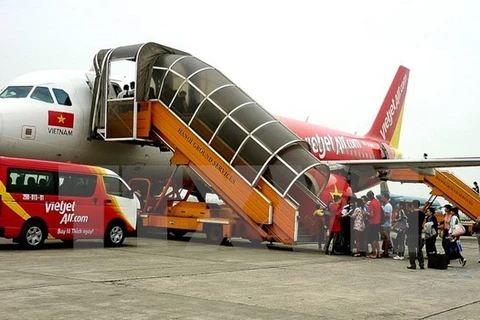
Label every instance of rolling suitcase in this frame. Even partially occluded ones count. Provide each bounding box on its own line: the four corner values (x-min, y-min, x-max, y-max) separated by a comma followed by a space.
427, 254, 448, 270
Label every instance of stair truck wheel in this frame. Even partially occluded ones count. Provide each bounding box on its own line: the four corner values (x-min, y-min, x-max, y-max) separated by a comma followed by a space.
205, 224, 227, 244
168, 229, 188, 240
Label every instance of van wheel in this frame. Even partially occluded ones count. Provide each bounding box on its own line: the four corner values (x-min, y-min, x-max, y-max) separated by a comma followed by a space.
20, 221, 46, 249
104, 221, 126, 247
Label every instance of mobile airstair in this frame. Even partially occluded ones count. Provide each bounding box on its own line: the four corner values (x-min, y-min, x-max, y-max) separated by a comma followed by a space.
88, 42, 330, 244
389, 169, 480, 221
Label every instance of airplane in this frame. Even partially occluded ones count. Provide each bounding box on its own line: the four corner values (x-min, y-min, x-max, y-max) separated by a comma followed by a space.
1, 44, 480, 211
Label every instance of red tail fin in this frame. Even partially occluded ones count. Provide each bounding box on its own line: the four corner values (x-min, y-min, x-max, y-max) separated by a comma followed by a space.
365, 66, 410, 149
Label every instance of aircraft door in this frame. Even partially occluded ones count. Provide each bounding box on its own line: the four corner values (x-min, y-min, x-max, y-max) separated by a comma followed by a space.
379, 143, 388, 159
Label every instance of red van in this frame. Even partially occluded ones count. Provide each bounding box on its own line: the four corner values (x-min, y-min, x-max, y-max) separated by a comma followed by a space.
0, 156, 139, 248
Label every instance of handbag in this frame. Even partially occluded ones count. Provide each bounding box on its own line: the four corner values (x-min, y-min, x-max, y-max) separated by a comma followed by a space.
393, 219, 407, 233
423, 221, 437, 238
452, 223, 466, 237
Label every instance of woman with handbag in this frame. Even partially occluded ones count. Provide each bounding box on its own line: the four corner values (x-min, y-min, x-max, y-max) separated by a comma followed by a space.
393, 202, 408, 260
447, 207, 466, 266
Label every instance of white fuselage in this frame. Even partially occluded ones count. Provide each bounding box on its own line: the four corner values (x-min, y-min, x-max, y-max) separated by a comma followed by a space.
0, 70, 171, 178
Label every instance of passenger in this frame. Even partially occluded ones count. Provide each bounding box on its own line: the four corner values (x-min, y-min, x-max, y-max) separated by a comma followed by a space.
172, 90, 189, 113
27, 176, 38, 193
472, 217, 480, 263
161, 84, 175, 106
361, 195, 370, 249
440, 204, 453, 252
473, 181, 479, 194
392, 202, 408, 260
313, 204, 327, 252
11, 176, 25, 193
325, 195, 342, 255
15, 176, 25, 187
406, 200, 425, 270
340, 200, 353, 254
361, 195, 369, 212
447, 207, 466, 266
380, 193, 393, 258
351, 198, 366, 257
366, 190, 381, 259
118, 84, 129, 99
38, 178, 48, 190
128, 81, 135, 98
148, 87, 156, 100
424, 207, 439, 257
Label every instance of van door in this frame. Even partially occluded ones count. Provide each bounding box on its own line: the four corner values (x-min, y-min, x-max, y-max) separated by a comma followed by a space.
56, 172, 103, 239
102, 176, 138, 231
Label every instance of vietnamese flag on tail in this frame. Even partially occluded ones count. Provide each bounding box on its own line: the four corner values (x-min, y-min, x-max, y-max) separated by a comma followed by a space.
48, 111, 74, 128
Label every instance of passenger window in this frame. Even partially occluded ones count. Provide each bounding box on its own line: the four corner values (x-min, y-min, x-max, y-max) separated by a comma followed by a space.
59, 173, 96, 197
7, 169, 55, 195
52, 88, 72, 106
103, 176, 133, 198
31, 87, 54, 103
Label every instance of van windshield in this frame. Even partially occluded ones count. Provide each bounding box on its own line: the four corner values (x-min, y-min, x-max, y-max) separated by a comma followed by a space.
0, 86, 34, 99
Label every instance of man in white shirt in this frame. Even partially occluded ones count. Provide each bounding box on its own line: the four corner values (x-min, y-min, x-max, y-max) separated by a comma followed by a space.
128, 81, 135, 98
381, 193, 393, 257
118, 84, 129, 99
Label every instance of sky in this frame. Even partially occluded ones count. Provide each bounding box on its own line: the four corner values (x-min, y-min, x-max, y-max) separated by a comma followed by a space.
1, 0, 480, 203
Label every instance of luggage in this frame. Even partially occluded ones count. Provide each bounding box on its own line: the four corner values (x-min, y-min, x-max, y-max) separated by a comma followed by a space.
427, 254, 448, 270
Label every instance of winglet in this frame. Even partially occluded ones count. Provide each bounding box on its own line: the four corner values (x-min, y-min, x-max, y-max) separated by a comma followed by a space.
365, 66, 410, 149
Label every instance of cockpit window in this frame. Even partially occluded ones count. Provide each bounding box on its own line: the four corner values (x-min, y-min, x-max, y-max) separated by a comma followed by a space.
53, 88, 72, 106
31, 87, 54, 104
0, 86, 33, 98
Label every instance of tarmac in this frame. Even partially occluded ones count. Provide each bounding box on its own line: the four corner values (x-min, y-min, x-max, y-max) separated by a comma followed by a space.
0, 233, 479, 320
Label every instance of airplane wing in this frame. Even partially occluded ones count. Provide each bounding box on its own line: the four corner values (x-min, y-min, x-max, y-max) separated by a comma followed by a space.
322, 157, 480, 191
324, 157, 480, 173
